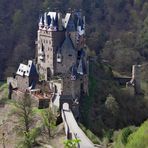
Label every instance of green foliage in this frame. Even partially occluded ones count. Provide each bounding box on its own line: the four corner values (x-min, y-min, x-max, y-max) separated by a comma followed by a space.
114, 126, 136, 148
0, 0, 148, 78
11, 93, 40, 147
105, 94, 119, 116
139, 16, 148, 49
103, 129, 114, 142
0, 83, 9, 104
121, 128, 132, 145
79, 123, 101, 144
41, 107, 56, 138
17, 128, 40, 148
102, 39, 142, 73
0, 83, 8, 90
64, 138, 81, 148
126, 120, 148, 148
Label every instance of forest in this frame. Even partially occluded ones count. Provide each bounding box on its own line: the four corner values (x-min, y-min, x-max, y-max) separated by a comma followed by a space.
0, 0, 148, 79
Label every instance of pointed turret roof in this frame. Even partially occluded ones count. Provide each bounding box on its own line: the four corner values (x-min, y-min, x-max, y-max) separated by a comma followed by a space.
77, 56, 86, 75
61, 35, 75, 52
77, 59, 83, 75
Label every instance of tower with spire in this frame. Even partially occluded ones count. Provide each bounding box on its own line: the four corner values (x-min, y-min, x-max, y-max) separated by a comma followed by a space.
36, 10, 88, 104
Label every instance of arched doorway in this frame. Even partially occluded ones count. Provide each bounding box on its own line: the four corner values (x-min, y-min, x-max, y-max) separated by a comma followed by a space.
47, 68, 51, 80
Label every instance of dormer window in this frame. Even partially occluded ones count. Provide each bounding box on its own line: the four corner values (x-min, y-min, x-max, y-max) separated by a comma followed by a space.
71, 75, 76, 81
57, 53, 62, 63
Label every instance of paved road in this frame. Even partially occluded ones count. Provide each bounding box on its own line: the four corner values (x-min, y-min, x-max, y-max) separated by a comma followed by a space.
52, 93, 60, 108
62, 103, 94, 148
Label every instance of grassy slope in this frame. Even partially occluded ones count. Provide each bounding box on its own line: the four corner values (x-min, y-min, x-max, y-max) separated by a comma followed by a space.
0, 82, 9, 104
126, 120, 148, 148
114, 120, 148, 148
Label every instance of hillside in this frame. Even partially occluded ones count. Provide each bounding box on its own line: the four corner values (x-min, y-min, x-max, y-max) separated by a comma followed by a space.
0, 0, 148, 147
114, 120, 148, 148
0, 0, 148, 79
80, 60, 148, 141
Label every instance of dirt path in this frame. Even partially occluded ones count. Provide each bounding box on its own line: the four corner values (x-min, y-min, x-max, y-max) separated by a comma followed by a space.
0, 104, 17, 148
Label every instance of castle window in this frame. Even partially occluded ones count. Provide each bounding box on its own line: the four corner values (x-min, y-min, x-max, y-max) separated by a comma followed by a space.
46, 40, 48, 43
69, 54, 72, 57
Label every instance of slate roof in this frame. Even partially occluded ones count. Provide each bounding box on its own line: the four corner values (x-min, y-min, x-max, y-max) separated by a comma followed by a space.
63, 13, 71, 28
61, 35, 75, 51
39, 11, 84, 31
47, 12, 57, 20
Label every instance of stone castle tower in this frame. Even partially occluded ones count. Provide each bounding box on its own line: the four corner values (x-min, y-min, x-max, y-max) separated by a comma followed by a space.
36, 10, 89, 102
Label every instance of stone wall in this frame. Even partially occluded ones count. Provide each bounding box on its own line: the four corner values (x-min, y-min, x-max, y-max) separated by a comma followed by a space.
11, 90, 52, 108
15, 75, 29, 91
37, 30, 65, 80
11, 90, 39, 107
61, 74, 81, 99
132, 65, 141, 94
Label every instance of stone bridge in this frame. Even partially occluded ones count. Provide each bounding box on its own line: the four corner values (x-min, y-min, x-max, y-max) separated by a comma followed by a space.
61, 103, 95, 148
52, 92, 99, 148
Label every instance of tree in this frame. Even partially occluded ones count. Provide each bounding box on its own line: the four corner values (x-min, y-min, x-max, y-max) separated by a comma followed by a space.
41, 107, 56, 139
12, 93, 39, 148
126, 120, 148, 148
64, 139, 81, 148
121, 127, 132, 145
105, 94, 119, 116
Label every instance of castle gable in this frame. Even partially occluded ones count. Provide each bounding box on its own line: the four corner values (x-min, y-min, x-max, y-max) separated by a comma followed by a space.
16, 60, 37, 77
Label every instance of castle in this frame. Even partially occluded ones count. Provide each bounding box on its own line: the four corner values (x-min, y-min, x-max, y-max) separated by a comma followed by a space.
8, 10, 89, 110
